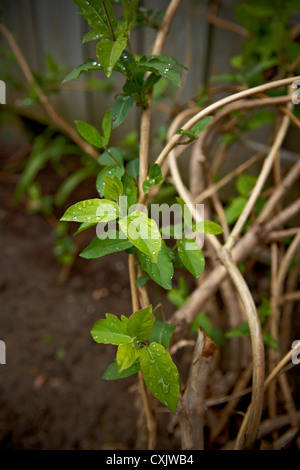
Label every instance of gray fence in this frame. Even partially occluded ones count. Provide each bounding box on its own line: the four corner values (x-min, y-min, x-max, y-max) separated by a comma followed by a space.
0, 1, 243, 132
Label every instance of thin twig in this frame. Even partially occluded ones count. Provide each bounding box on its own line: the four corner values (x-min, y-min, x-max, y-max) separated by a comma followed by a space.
155, 76, 300, 167
224, 111, 292, 251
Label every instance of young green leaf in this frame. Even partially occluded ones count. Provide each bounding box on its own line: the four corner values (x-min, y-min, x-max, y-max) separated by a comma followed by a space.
104, 175, 123, 202
73, 222, 97, 237
125, 158, 139, 180
236, 173, 257, 197
119, 211, 161, 262
80, 230, 132, 259
62, 59, 103, 83
96, 35, 127, 77
73, 0, 117, 38
98, 147, 124, 166
102, 109, 112, 147
137, 56, 181, 87
139, 342, 180, 414
60, 199, 119, 223
75, 120, 103, 148
116, 342, 139, 372
176, 197, 193, 230
102, 359, 140, 380
193, 220, 224, 235
138, 240, 173, 290
224, 196, 247, 225
96, 165, 125, 197
112, 94, 135, 128
148, 321, 176, 349
191, 116, 213, 136
143, 163, 165, 194
91, 313, 132, 345
122, 174, 137, 209
126, 305, 154, 341
177, 238, 205, 279
123, 0, 136, 32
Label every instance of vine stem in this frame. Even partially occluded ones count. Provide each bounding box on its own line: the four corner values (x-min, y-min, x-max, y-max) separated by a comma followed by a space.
137, 0, 182, 201
128, 254, 157, 450
0, 23, 99, 161
225, 106, 292, 251
168, 142, 265, 448
154, 75, 300, 167
235, 341, 300, 449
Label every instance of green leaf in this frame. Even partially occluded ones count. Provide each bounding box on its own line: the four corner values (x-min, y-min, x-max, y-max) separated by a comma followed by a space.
123, 0, 136, 32
167, 276, 189, 308
224, 196, 247, 225
73, 0, 117, 37
82, 29, 104, 44
177, 238, 205, 279
104, 175, 123, 202
176, 197, 193, 230
138, 240, 173, 290
262, 331, 279, 350
135, 274, 149, 288
122, 174, 137, 209
143, 164, 165, 194
258, 298, 271, 324
243, 110, 275, 130
91, 313, 132, 345
193, 220, 224, 235
112, 94, 135, 128
73, 222, 97, 236
137, 56, 181, 87
165, 246, 185, 270
139, 342, 180, 414
102, 359, 140, 380
191, 116, 213, 135
75, 120, 103, 148
62, 59, 103, 83
96, 165, 125, 197
190, 312, 225, 346
125, 158, 139, 180
225, 321, 250, 338
80, 230, 132, 259
126, 305, 154, 341
60, 198, 119, 223
119, 211, 161, 262
148, 321, 176, 349
98, 147, 124, 166
116, 342, 139, 372
236, 174, 257, 196
102, 109, 112, 146
96, 35, 127, 77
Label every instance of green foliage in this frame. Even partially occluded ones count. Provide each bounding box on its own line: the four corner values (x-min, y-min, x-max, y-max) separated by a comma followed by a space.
60, 198, 119, 223
177, 238, 205, 279
80, 230, 132, 259
142, 164, 165, 194
118, 211, 161, 262
191, 313, 225, 347
91, 306, 179, 413
167, 276, 189, 308
176, 116, 213, 143
225, 299, 279, 349
138, 240, 174, 290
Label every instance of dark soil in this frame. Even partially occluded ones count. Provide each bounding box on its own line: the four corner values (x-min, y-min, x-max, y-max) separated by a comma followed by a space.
0, 153, 182, 450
